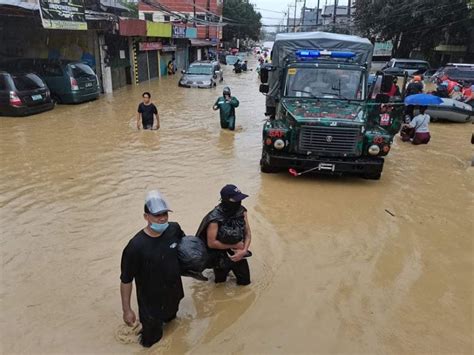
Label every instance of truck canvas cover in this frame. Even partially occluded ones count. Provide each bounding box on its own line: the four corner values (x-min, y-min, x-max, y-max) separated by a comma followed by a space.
271, 32, 373, 68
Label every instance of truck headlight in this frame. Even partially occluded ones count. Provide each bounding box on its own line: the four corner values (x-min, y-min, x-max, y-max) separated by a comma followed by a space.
274, 139, 285, 150
368, 145, 381, 155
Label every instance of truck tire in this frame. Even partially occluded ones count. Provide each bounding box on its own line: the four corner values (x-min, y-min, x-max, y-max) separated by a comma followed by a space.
260, 158, 280, 174
363, 172, 382, 180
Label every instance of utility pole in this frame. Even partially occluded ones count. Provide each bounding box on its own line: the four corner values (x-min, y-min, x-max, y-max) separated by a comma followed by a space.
316, 0, 320, 30
206, 0, 210, 39
287, 6, 291, 33
293, 0, 297, 32
301, 0, 306, 32
193, 0, 196, 27
333, 0, 338, 24
347, 0, 351, 34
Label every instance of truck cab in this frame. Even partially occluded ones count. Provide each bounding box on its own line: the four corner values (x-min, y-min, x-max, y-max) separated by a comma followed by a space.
259, 32, 405, 180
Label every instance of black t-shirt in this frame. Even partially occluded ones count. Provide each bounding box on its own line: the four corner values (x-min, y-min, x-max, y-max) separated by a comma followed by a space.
406, 82, 423, 96
138, 103, 158, 127
120, 223, 185, 320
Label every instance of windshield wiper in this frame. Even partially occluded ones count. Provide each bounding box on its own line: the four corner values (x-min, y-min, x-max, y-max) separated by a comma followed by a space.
322, 90, 349, 100
291, 89, 319, 99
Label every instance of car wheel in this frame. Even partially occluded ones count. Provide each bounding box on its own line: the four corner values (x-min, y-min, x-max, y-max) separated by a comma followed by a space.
51, 95, 61, 105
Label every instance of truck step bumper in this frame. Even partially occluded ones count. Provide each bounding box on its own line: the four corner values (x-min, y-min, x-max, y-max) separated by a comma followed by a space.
264, 153, 384, 175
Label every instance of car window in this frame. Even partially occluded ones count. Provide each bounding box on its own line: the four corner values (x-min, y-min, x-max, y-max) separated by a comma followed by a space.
394, 61, 429, 70
187, 65, 213, 75
12, 73, 45, 90
0, 74, 8, 90
68, 63, 96, 79
42, 63, 63, 77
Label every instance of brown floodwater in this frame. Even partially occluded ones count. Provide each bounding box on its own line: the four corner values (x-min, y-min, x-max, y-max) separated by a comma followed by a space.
1, 60, 472, 354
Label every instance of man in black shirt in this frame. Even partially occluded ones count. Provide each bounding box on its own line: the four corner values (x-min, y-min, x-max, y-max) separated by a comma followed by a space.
120, 190, 184, 347
137, 92, 159, 130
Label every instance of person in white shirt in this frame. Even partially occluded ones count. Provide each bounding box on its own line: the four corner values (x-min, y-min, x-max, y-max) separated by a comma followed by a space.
400, 106, 431, 145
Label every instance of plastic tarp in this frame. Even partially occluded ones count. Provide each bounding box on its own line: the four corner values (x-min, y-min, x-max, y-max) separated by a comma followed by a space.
268, 32, 373, 101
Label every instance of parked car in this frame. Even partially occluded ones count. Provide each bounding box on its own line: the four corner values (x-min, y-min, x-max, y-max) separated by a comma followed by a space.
0, 58, 100, 104
382, 58, 430, 75
431, 66, 474, 85
445, 63, 474, 68
179, 61, 223, 88
0, 71, 54, 116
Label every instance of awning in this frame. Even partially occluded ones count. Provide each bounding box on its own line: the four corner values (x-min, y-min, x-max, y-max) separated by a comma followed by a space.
100, 0, 130, 12
190, 39, 217, 47
0, 0, 38, 10
119, 18, 146, 36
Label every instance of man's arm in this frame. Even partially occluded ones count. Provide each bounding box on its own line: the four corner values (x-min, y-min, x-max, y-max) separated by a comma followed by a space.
230, 212, 251, 262
136, 112, 141, 130
120, 282, 136, 326
207, 222, 244, 250
230, 97, 240, 108
212, 99, 219, 111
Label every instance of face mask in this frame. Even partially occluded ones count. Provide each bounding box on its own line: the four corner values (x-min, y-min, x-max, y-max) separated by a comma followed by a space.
221, 200, 241, 215
150, 222, 169, 234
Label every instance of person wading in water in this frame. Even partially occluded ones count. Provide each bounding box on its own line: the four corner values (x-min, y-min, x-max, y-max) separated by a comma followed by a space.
196, 184, 252, 285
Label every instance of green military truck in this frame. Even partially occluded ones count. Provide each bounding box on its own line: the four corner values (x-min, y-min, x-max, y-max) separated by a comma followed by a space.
259, 32, 406, 180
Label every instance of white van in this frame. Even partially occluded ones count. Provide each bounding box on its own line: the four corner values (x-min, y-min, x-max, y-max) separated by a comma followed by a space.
382, 58, 430, 75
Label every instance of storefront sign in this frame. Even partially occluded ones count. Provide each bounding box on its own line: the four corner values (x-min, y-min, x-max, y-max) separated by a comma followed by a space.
139, 42, 163, 51
39, 0, 87, 30
172, 25, 186, 38
161, 45, 177, 52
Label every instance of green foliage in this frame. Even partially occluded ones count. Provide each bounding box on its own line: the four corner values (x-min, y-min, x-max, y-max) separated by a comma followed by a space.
122, 1, 138, 18
354, 0, 473, 57
223, 0, 262, 42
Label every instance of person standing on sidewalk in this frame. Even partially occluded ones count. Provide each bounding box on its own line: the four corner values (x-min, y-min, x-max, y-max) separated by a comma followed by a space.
213, 87, 240, 131
137, 92, 159, 130
120, 190, 185, 347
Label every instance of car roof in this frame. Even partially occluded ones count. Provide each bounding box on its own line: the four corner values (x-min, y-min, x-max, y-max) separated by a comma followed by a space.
0, 70, 39, 76
392, 59, 429, 63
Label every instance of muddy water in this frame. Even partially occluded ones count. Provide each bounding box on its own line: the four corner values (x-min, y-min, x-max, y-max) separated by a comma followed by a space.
0, 61, 472, 354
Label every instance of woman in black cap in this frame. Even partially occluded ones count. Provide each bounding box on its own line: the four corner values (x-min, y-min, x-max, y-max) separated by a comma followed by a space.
196, 184, 252, 285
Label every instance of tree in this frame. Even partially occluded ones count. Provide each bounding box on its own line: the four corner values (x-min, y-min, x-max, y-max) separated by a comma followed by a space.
222, 0, 262, 42
354, 0, 473, 58
122, 1, 138, 18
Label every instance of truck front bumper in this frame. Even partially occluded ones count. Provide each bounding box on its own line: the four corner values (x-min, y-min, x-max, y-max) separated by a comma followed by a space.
263, 152, 384, 175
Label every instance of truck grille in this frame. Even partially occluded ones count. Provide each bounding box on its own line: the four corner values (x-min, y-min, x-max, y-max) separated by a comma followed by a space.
299, 125, 360, 155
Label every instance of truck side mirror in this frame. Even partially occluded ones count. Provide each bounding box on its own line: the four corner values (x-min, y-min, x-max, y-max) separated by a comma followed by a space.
259, 84, 269, 94
260, 64, 275, 84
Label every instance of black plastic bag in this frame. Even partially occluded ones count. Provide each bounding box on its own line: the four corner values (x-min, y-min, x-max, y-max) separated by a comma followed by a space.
177, 236, 208, 273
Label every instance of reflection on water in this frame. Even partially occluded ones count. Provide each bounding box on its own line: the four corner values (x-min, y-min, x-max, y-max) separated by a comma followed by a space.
0, 60, 472, 354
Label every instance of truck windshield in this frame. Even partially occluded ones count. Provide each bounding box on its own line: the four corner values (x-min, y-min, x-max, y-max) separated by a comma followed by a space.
285, 67, 364, 100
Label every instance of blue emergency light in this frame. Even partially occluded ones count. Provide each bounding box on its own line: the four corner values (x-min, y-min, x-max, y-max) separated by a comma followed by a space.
295, 50, 356, 60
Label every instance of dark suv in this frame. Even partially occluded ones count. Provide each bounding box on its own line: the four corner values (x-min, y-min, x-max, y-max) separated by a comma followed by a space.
0, 59, 100, 104
0, 71, 54, 116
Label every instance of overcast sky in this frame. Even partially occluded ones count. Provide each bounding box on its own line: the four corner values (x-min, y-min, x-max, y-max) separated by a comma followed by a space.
250, 0, 350, 28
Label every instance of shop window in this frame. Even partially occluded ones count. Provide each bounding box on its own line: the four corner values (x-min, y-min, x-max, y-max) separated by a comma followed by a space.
164, 15, 170, 21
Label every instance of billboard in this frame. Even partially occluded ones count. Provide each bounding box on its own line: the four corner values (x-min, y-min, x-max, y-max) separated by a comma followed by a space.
39, 0, 87, 30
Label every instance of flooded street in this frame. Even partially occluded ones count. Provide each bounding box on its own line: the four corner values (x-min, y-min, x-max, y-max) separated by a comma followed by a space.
1, 62, 472, 354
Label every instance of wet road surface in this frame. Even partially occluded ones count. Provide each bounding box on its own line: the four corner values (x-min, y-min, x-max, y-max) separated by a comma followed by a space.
1, 60, 472, 354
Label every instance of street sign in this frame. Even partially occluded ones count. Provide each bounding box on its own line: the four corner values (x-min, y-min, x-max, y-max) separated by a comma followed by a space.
39, 0, 87, 30
139, 42, 163, 51
172, 25, 186, 38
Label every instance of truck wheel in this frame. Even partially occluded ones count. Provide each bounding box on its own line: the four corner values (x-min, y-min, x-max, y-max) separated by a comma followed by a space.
363, 172, 382, 180
260, 159, 280, 174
